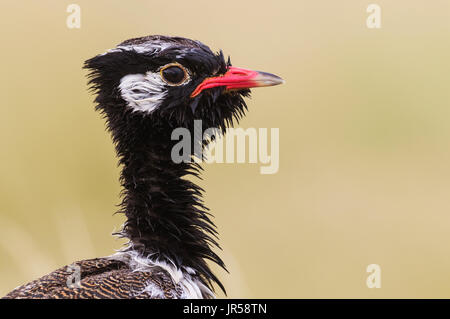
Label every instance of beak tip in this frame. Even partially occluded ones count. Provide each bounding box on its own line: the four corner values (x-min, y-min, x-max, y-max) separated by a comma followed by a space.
254, 71, 285, 87
276, 78, 285, 86
270, 79, 285, 86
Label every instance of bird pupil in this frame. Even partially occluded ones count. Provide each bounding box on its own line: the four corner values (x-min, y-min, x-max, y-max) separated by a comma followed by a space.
162, 66, 185, 84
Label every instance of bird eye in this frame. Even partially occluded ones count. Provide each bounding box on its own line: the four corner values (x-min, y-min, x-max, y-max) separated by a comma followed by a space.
160, 63, 189, 86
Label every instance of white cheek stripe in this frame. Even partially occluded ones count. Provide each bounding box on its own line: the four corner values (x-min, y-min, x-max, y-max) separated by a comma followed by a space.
119, 72, 167, 114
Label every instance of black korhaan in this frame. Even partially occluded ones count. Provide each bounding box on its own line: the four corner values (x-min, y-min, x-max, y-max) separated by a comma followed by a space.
3, 35, 283, 299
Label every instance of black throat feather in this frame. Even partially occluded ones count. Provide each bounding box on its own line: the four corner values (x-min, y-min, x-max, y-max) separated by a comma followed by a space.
115, 113, 225, 293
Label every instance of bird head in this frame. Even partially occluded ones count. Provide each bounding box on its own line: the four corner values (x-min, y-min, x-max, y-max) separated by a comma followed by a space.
84, 35, 283, 136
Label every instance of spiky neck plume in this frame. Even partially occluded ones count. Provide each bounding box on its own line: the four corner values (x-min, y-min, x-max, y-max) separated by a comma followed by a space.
103, 104, 227, 293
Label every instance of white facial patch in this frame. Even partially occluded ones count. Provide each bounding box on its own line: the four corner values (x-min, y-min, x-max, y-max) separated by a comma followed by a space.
119, 71, 167, 114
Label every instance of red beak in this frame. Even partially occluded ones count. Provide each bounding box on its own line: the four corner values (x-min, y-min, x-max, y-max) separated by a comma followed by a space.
190, 66, 284, 98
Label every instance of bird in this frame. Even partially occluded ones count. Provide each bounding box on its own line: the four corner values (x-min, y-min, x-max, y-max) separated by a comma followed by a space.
3, 35, 284, 299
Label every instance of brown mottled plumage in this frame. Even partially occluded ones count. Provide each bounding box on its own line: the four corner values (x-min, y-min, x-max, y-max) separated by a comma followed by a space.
3, 258, 183, 299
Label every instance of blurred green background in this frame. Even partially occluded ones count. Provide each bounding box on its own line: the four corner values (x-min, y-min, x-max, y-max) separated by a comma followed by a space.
1, 0, 450, 298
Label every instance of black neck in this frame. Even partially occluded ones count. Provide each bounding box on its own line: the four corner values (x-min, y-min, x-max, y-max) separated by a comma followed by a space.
110, 111, 225, 293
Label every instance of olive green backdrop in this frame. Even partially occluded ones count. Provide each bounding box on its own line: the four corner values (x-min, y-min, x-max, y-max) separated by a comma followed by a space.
1, 0, 450, 298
